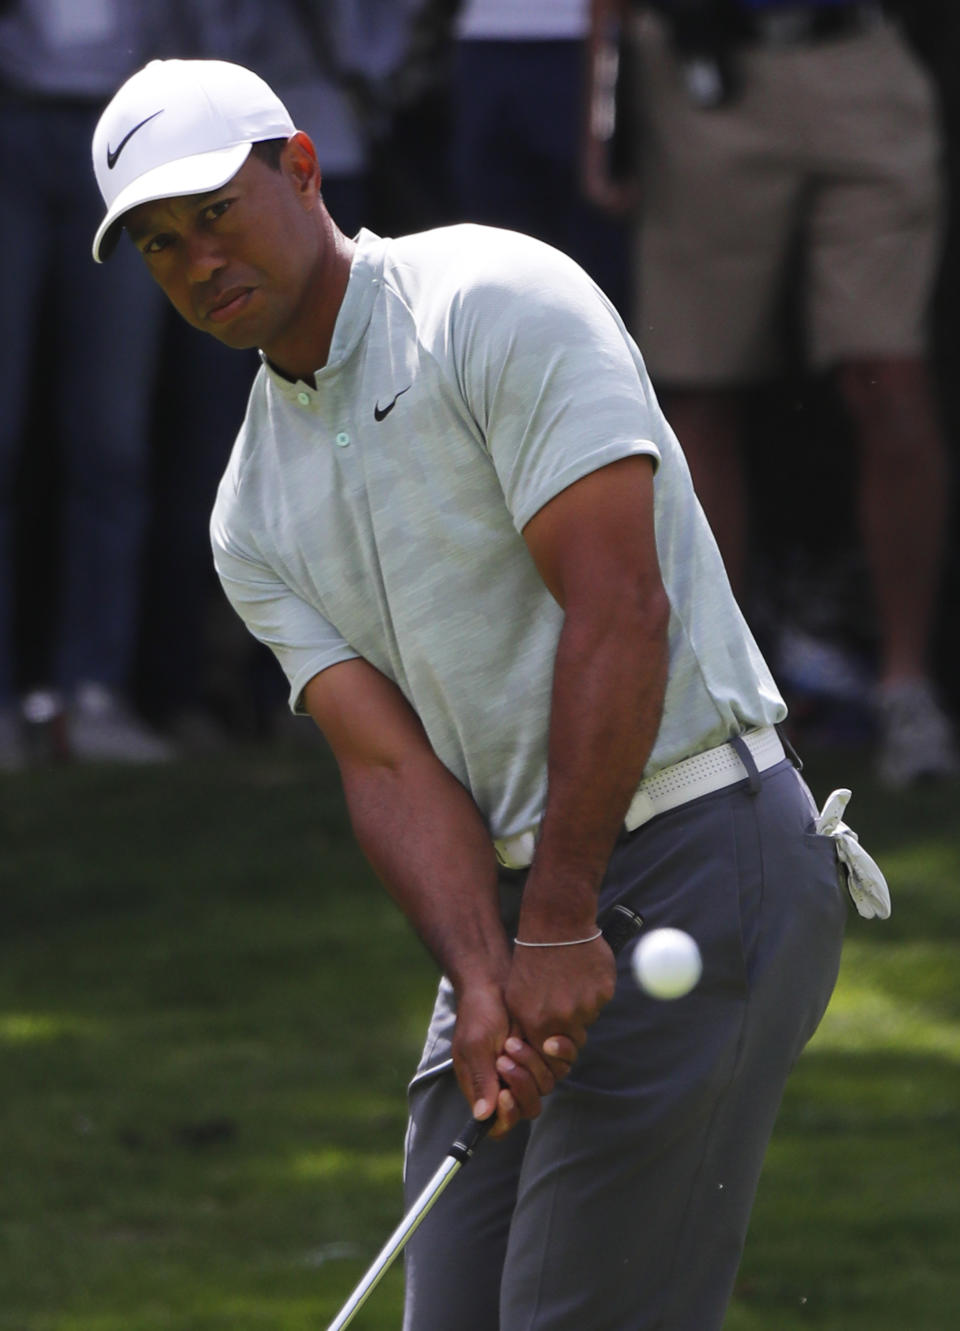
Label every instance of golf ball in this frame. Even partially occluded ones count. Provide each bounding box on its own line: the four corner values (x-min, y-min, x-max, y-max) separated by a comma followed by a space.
631, 927, 702, 1000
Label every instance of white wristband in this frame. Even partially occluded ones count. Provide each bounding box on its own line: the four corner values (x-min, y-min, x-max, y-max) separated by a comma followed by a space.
514, 929, 603, 948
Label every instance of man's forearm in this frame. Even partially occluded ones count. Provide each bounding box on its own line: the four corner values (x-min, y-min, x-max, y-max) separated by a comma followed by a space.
517, 592, 670, 939
340, 751, 509, 995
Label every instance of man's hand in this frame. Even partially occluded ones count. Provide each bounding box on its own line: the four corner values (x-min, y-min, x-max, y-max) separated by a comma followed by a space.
505, 938, 617, 1080
582, 0, 640, 216
582, 132, 640, 217
452, 981, 580, 1140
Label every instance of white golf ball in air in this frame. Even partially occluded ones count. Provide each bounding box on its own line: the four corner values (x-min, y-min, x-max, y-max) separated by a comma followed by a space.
631, 927, 702, 1000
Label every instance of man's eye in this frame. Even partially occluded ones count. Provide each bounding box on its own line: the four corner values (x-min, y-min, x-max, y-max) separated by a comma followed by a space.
203, 200, 232, 222
143, 235, 171, 255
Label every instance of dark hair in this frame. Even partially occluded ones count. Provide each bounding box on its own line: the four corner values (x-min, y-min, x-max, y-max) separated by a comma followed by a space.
249, 138, 287, 171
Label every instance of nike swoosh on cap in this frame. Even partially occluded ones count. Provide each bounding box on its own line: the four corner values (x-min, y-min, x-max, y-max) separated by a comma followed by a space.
107, 109, 164, 170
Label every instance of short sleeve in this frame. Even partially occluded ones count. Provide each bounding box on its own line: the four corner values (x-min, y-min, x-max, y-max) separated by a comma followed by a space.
212, 526, 359, 714
455, 240, 661, 530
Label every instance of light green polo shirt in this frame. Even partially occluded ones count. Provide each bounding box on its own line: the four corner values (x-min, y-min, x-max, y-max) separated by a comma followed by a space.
211, 224, 785, 841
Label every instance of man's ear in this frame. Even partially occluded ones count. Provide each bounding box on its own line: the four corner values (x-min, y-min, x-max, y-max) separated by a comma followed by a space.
282, 131, 323, 203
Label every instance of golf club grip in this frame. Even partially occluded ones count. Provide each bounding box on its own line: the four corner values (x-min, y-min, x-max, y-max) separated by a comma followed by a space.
450, 902, 643, 1164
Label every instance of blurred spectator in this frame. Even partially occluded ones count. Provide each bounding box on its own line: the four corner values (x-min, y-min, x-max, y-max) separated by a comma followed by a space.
0, 0, 178, 769
450, 0, 630, 313
585, 0, 958, 787
365, 0, 462, 234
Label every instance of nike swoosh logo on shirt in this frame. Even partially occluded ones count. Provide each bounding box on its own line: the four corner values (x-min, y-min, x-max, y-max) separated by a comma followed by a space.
374, 385, 412, 421
107, 109, 164, 169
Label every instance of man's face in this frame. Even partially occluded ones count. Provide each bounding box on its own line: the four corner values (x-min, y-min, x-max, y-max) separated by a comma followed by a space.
125, 143, 322, 357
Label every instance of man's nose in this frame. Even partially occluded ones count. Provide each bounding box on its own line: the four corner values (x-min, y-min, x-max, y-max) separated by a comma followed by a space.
184, 231, 226, 283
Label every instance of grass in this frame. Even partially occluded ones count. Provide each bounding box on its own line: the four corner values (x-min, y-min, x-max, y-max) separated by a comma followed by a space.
1, 743, 958, 1329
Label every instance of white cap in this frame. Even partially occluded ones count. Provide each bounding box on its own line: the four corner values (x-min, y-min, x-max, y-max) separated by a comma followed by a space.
91, 59, 296, 263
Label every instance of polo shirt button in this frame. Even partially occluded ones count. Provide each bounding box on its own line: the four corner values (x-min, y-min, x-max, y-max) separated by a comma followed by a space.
297, 391, 310, 406
335, 432, 351, 448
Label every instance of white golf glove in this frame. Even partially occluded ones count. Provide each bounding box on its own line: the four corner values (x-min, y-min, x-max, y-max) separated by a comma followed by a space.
815, 788, 891, 920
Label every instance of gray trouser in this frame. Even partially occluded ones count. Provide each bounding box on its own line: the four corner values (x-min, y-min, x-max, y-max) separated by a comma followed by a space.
402, 760, 847, 1331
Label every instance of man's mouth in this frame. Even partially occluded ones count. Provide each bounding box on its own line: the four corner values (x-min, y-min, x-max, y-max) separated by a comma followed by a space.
205, 287, 253, 323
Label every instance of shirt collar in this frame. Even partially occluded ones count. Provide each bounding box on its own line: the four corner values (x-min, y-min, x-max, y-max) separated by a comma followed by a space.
260, 228, 386, 398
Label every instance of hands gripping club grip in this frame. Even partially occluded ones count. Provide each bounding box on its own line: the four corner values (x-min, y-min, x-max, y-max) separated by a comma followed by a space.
450, 901, 644, 1162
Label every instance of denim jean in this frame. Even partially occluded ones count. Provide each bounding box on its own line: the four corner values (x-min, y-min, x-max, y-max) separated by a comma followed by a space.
450, 39, 631, 317
0, 99, 165, 702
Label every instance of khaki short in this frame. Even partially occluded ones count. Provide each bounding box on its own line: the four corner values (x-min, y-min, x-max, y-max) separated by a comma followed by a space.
631, 15, 943, 385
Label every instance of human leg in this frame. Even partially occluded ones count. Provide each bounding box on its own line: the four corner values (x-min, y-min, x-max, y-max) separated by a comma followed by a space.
450, 38, 629, 308
629, 18, 810, 596
0, 104, 52, 763
497, 763, 846, 1330
137, 314, 255, 735
402, 1055, 529, 1331
630, 14, 803, 387
450, 40, 526, 233
838, 355, 957, 783
49, 106, 169, 759
481, 40, 630, 311
802, 20, 947, 687
55, 218, 164, 695
837, 356, 949, 687
802, 24, 956, 779
401, 870, 530, 1331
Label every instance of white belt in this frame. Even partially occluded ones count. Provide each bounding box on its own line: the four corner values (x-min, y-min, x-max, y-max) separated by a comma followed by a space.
494, 726, 786, 870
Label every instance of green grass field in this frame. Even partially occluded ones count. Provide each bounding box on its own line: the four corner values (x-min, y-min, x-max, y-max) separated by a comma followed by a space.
2, 743, 958, 1329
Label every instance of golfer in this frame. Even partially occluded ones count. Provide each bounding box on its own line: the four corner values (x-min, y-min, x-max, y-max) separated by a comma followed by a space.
93, 59, 863, 1331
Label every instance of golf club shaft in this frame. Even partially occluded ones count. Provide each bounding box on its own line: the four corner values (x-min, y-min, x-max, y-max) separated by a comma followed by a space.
325, 904, 643, 1331
326, 1155, 462, 1331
